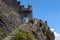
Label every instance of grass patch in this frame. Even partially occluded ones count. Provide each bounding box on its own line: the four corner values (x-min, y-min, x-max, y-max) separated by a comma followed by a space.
12, 31, 34, 40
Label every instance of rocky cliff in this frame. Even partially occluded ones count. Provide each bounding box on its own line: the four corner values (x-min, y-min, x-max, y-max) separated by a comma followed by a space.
19, 19, 55, 40
0, 0, 55, 40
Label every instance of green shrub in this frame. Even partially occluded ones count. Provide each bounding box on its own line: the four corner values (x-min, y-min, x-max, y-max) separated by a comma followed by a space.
13, 31, 34, 40
0, 28, 7, 38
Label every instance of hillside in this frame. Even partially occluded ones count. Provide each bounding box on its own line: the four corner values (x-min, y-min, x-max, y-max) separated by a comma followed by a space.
0, 0, 55, 40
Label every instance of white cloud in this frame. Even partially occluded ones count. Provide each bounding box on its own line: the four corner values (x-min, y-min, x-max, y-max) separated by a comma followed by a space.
50, 28, 60, 40
54, 32, 60, 40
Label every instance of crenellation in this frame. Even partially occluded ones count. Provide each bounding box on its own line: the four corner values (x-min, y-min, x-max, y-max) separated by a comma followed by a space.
28, 5, 32, 11
20, 5, 24, 10
19, 5, 32, 20
0, 0, 33, 21
45, 21, 48, 26
0, 1, 55, 40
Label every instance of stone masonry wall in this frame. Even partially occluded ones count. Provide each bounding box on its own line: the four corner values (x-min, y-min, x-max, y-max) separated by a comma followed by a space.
0, 0, 33, 20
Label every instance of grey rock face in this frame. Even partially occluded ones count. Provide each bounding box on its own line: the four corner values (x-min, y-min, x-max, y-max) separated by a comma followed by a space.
0, 1, 21, 33
21, 19, 55, 40
0, 0, 55, 40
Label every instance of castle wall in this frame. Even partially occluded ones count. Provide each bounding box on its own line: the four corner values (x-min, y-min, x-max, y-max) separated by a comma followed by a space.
20, 5, 32, 20
1, 0, 20, 13
0, 0, 33, 21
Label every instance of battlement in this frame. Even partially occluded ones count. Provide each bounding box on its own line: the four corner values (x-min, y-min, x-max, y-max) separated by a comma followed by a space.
1, 0, 32, 13
0, 0, 33, 20
20, 5, 32, 12
28, 5, 32, 11
20, 5, 32, 20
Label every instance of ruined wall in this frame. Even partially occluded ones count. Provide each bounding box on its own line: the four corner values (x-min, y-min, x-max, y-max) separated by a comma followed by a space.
20, 5, 32, 20
0, 1, 21, 33
0, 0, 20, 13
0, 0, 32, 20
0, 0, 33, 21
0, 0, 55, 40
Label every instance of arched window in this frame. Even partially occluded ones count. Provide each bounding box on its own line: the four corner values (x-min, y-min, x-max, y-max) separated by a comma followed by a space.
23, 17, 29, 22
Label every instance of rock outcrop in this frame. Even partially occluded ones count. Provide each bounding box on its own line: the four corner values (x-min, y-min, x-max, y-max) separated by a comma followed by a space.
0, 1, 21, 33
20, 19, 55, 40
0, 0, 55, 40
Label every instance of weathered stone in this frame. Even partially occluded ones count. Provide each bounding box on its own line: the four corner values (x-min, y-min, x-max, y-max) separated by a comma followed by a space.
0, 1, 21, 33
21, 19, 55, 40
0, 0, 55, 40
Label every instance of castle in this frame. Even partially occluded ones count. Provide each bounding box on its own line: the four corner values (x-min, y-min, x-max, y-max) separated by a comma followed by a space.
0, 0, 48, 27
0, 0, 32, 20
0, 0, 55, 40
0, 0, 49, 25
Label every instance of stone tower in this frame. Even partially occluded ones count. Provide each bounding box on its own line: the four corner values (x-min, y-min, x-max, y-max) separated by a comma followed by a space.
20, 5, 32, 20
0, 0, 32, 21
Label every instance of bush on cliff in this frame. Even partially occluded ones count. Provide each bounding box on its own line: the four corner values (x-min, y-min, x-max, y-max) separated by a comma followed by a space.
13, 31, 34, 40
0, 28, 7, 38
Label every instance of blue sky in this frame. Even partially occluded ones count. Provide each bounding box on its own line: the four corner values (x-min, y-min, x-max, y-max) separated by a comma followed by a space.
17, 0, 60, 34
